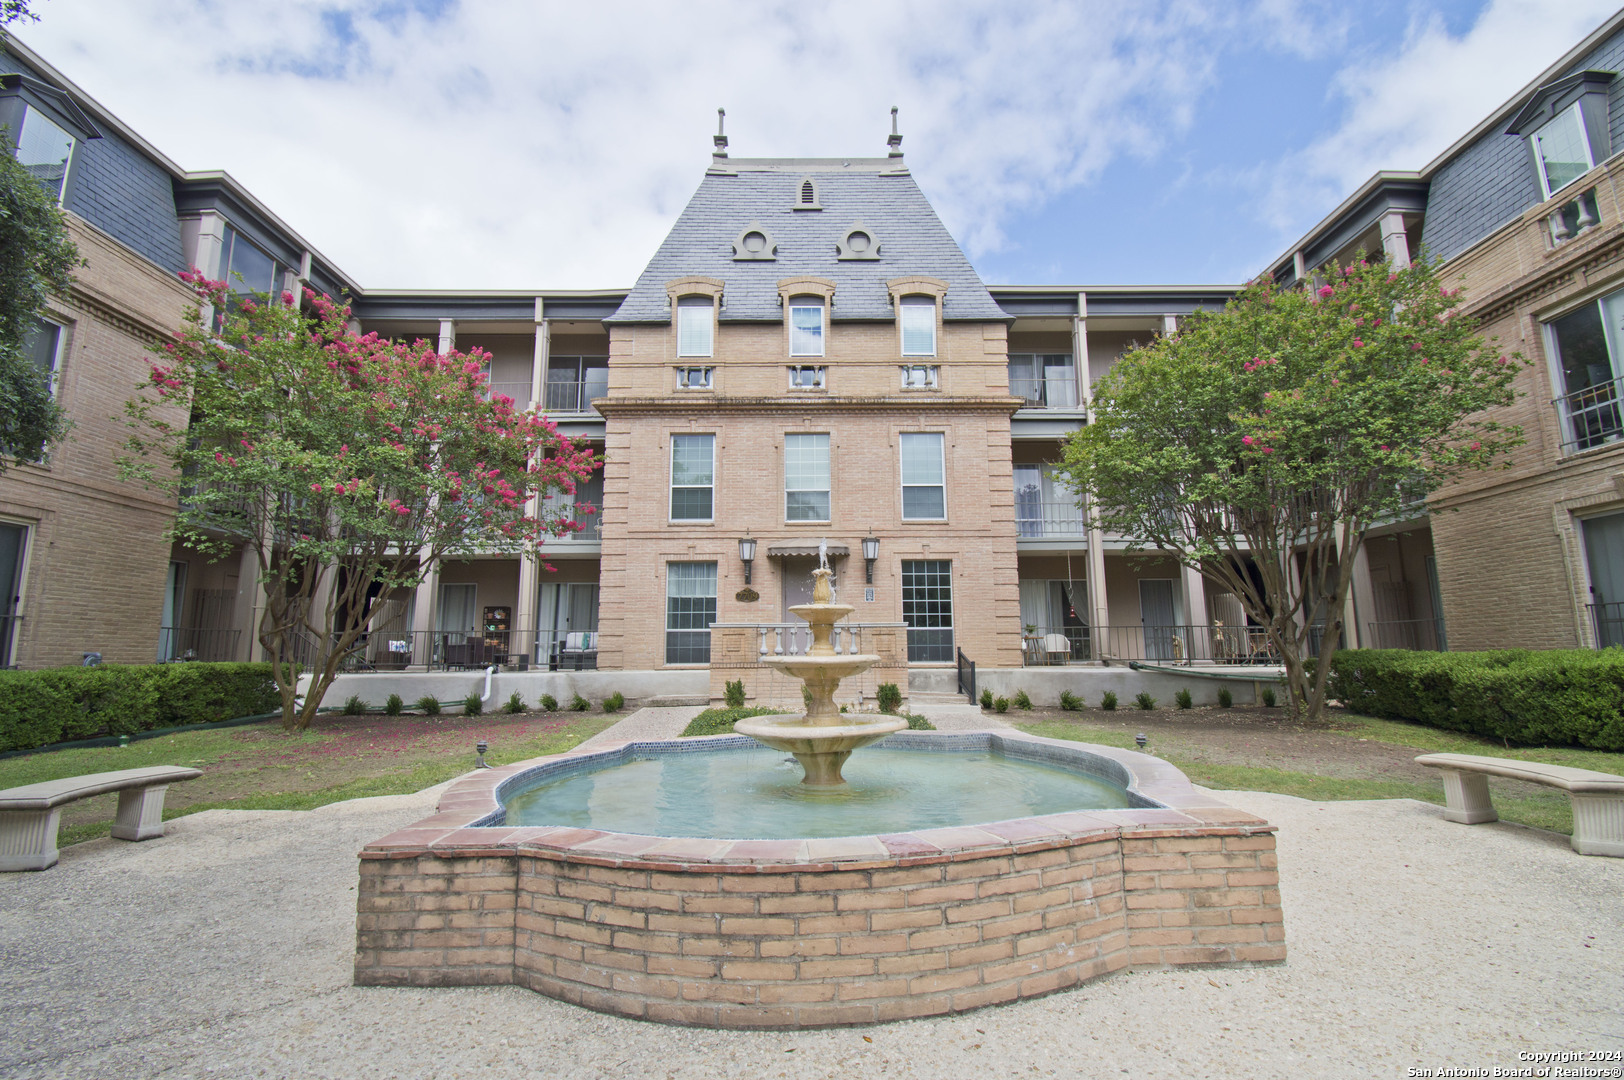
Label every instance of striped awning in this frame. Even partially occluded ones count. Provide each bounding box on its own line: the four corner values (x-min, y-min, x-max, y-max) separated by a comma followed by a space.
767, 543, 850, 558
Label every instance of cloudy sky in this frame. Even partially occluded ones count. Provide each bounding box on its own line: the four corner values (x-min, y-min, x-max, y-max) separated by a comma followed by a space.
13, 0, 1621, 290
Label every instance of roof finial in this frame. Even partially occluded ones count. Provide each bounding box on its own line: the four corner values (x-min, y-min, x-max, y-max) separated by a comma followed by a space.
887, 106, 903, 157
714, 107, 728, 158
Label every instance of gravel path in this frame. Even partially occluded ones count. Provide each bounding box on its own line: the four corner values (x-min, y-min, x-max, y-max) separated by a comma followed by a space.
1, 773, 1619, 1078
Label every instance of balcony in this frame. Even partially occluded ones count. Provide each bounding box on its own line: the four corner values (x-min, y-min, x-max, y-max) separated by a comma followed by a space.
544, 377, 608, 415
1555, 375, 1624, 454
1016, 499, 1086, 539
1009, 374, 1080, 411
482, 379, 532, 406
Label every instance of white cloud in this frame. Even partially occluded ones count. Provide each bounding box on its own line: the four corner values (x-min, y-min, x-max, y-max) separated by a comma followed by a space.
17, 0, 1326, 290
1254, 0, 1620, 237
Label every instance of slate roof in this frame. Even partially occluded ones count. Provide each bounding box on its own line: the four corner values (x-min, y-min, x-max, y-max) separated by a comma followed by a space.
605, 157, 1008, 324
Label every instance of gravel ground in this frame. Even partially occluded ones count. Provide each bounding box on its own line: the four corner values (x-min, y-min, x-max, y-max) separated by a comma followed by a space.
1, 754, 1619, 1078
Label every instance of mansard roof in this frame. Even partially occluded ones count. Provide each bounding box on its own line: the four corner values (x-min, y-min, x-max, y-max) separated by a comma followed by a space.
606, 156, 1009, 324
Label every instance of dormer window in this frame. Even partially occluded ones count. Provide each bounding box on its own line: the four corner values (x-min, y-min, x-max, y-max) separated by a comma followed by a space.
837, 223, 882, 260
1532, 104, 1593, 200
900, 295, 936, 356
789, 295, 825, 357
1506, 69, 1616, 202
1, 74, 101, 206
15, 107, 74, 202
676, 295, 714, 357
732, 223, 777, 261
794, 177, 822, 211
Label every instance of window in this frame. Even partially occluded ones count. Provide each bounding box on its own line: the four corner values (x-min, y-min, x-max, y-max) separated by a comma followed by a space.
900, 432, 945, 520
788, 365, 825, 390
789, 295, 824, 357
900, 365, 939, 390
214, 225, 281, 332
676, 366, 713, 390
666, 562, 716, 663
1008, 354, 1078, 409
902, 560, 953, 662
677, 296, 714, 357
22, 318, 63, 399
545, 356, 608, 413
670, 434, 715, 520
1532, 103, 1593, 200
14, 106, 73, 202
785, 433, 830, 522
1014, 465, 1084, 537
900, 295, 936, 356
0, 522, 25, 668
1548, 289, 1624, 452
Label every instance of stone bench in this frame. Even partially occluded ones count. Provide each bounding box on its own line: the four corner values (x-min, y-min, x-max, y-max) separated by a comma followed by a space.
0, 765, 202, 871
1415, 753, 1624, 857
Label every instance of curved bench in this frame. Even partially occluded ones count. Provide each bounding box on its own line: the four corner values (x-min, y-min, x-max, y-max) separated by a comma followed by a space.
1415, 753, 1624, 857
0, 766, 202, 871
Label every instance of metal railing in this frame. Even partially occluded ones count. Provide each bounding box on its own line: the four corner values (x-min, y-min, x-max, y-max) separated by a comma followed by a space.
1009, 375, 1080, 410
1589, 601, 1624, 650
754, 622, 870, 657
280, 628, 520, 672
1015, 500, 1086, 538
158, 626, 241, 663
1019, 626, 1093, 665
957, 647, 976, 702
1090, 624, 1281, 665
551, 502, 602, 541
1367, 618, 1446, 651
537, 629, 598, 670
544, 378, 608, 415
482, 380, 532, 405
1556, 376, 1624, 454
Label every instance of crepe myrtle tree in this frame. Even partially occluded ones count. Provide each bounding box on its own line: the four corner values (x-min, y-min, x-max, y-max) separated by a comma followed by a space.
121, 273, 599, 730
1058, 256, 1524, 721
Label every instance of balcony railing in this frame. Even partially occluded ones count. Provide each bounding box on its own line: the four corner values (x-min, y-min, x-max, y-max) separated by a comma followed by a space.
1588, 601, 1624, 649
1010, 375, 1080, 410
158, 626, 241, 663
544, 378, 608, 415
482, 380, 532, 405
281, 628, 521, 672
1367, 618, 1446, 651
551, 502, 602, 541
1087, 624, 1283, 665
1556, 376, 1624, 454
1015, 499, 1086, 538
1019, 626, 1091, 665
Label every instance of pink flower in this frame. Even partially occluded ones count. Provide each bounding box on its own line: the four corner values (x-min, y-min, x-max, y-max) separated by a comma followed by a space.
335, 483, 347, 495
1379, 445, 1390, 451
1261, 447, 1274, 454
282, 291, 295, 305
1317, 286, 1335, 299
1352, 339, 1364, 348
1242, 435, 1255, 446
1469, 442, 1481, 450
1411, 343, 1422, 350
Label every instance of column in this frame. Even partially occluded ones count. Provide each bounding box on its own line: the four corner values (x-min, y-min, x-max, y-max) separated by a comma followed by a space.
235, 542, 266, 662
531, 298, 548, 410
437, 319, 455, 356
1180, 563, 1209, 661
1379, 211, 1411, 270
1075, 294, 1112, 657
1292, 250, 1308, 286
191, 210, 228, 329
514, 554, 540, 669
409, 560, 442, 669
1162, 313, 1178, 337
1071, 292, 1088, 418
1345, 537, 1376, 649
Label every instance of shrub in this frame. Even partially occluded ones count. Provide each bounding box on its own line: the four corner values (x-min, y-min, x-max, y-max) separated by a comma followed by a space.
1134, 692, 1156, 710
1013, 690, 1033, 710
1260, 687, 1277, 708
876, 682, 902, 714
680, 706, 784, 737
724, 679, 746, 708
0, 662, 280, 753
603, 691, 624, 713
384, 693, 404, 716
416, 695, 441, 716
571, 693, 591, 712
903, 713, 936, 730
980, 689, 994, 710
463, 693, 482, 716
1059, 690, 1082, 711
1216, 687, 1233, 709
1174, 688, 1192, 710
1101, 691, 1117, 710
539, 693, 558, 712
1327, 648, 1624, 750
503, 691, 526, 714
993, 696, 1010, 714
342, 694, 367, 716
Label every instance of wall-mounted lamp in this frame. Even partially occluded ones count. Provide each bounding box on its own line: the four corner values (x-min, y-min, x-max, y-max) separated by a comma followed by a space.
739, 530, 757, 585
862, 531, 879, 584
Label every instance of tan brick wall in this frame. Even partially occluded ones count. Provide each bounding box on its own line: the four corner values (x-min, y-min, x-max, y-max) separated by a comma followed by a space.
0, 216, 192, 667
354, 852, 519, 986
596, 318, 1023, 672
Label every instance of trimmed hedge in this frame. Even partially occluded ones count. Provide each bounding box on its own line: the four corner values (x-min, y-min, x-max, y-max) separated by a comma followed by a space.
0, 663, 280, 753
1328, 648, 1624, 750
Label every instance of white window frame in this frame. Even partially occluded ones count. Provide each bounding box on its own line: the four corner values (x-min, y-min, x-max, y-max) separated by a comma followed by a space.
900, 295, 937, 357
1532, 102, 1595, 201
676, 296, 714, 358
675, 366, 714, 390
665, 561, 718, 664
669, 433, 715, 522
900, 364, 939, 390
789, 297, 825, 357
899, 431, 946, 522
784, 433, 831, 523
25, 317, 65, 400
788, 365, 826, 390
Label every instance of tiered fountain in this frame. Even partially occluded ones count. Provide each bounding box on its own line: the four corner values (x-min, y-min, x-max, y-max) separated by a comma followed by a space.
734, 563, 905, 785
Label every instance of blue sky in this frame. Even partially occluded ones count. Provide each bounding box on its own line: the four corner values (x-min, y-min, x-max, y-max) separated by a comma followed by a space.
14, 0, 1622, 290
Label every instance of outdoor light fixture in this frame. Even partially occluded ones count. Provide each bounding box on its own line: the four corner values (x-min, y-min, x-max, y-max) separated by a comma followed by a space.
739, 530, 757, 585
475, 740, 491, 769
1135, 732, 1147, 750
862, 531, 879, 584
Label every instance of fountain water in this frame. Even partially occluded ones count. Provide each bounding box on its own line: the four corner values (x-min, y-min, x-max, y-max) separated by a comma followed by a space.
734, 563, 905, 785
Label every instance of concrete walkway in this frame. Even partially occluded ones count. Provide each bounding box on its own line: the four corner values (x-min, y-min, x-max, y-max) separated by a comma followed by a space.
575, 704, 707, 750
1, 763, 1620, 1077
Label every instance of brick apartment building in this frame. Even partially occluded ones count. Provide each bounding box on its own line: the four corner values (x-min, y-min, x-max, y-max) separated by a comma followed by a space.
4, 10, 1624, 678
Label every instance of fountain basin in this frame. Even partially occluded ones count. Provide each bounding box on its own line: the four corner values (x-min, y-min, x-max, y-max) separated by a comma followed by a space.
354, 731, 1286, 1027
733, 712, 905, 785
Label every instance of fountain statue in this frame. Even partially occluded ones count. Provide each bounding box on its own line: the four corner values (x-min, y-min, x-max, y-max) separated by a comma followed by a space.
734, 558, 905, 785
